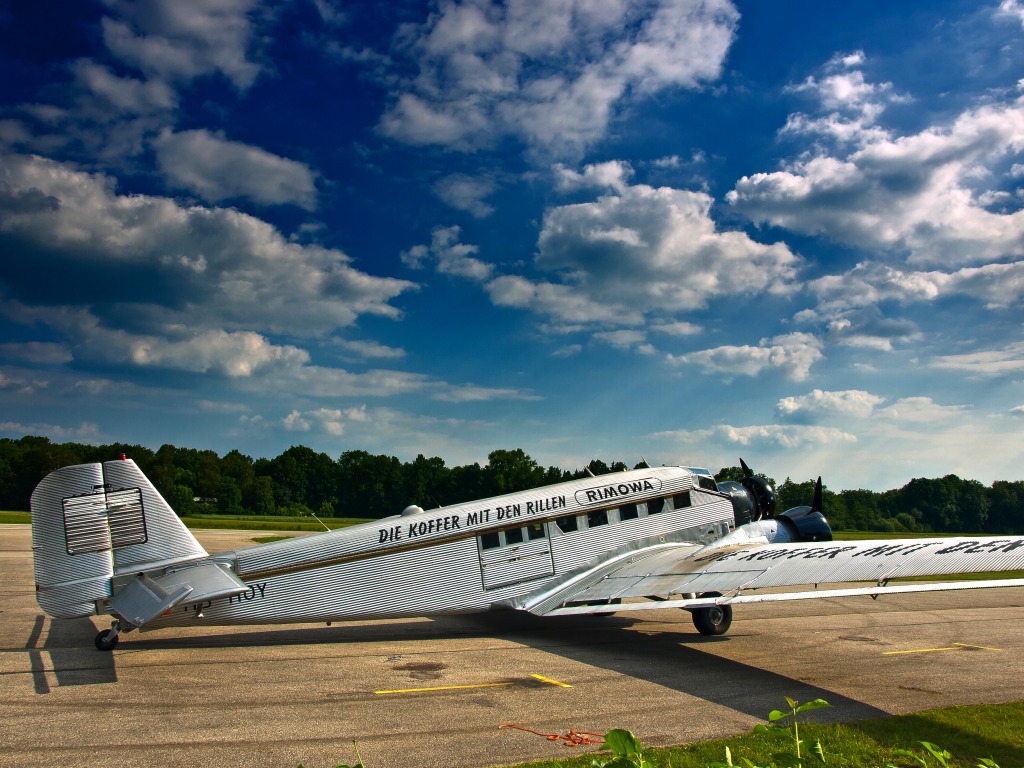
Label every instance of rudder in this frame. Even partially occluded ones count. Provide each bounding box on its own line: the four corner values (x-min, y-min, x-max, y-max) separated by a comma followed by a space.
31, 458, 207, 619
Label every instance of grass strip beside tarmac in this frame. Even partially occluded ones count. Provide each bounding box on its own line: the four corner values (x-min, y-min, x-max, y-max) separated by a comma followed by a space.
510, 700, 1024, 768
0, 511, 30, 524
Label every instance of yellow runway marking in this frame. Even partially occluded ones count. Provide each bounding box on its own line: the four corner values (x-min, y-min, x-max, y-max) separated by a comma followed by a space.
882, 642, 1002, 656
375, 674, 572, 695
375, 681, 514, 695
530, 673, 572, 688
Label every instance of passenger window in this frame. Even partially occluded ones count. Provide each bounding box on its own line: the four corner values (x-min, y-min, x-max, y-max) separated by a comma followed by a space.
480, 532, 500, 550
673, 492, 691, 509
527, 522, 546, 540
587, 510, 608, 528
556, 515, 578, 533
648, 497, 665, 514
620, 503, 639, 520
505, 527, 524, 545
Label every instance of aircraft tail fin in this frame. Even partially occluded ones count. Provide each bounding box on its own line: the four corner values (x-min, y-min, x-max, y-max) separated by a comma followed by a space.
31, 458, 208, 619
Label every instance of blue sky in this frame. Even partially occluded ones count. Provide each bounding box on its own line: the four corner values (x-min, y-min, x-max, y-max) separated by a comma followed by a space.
1, 0, 1023, 492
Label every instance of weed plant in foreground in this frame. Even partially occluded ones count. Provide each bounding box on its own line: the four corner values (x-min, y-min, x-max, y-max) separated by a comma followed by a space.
295, 700, 1023, 768
506, 699, 1024, 768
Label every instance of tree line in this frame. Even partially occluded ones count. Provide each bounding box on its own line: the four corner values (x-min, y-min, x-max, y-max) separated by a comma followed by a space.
1, 435, 1022, 534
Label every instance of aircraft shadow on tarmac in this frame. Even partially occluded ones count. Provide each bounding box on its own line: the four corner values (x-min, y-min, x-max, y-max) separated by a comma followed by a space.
111, 609, 887, 725
462, 612, 890, 725
28, 615, 118, 693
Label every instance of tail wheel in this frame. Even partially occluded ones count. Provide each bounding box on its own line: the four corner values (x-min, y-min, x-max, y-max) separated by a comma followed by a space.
691, 604, 732, 636
95, 629, 119, 651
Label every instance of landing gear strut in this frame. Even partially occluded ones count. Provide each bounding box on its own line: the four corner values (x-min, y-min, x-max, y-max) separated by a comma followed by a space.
95, 621, 121, 651
690, 603, 732, 636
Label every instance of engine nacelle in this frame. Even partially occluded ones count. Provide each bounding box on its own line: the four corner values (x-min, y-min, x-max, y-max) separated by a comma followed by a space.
718, 460, 831, 541
717, 480, 757, 527
719, 472, 776, 528
776, 505, 832, 542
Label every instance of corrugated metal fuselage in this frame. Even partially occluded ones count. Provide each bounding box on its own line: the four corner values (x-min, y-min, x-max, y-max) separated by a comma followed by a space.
32, 459, 1024, 646
143, 467, 735, 629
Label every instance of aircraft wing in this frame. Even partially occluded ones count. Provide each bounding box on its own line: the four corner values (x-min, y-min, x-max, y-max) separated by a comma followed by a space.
515, 535, 1024, 616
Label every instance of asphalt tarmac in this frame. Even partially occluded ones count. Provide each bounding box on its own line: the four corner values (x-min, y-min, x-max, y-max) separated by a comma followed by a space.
3, 524, 1024, 768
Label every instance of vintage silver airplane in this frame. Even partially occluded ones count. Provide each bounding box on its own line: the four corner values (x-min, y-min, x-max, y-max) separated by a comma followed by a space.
30, 456, 1024, 650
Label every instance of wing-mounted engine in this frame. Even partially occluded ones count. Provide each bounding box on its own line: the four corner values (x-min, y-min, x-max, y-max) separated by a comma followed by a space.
719, 459, 832, 542
718, 458, 776, 526
775, 476, 831, 542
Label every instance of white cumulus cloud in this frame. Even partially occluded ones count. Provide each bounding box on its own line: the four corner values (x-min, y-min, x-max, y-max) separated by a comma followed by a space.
432, 173, 498, 218
877, 397, 971, 422
670, 332, 824, 381
776, 389, 886, 420
930, 342, 1024, 376
0, 154, 412, 340
153, 129, 318, 210
657, 423, 857, 449
401, 225, 494, 281
101, 0, 263, 90
485, 180, 801, 332
729, 60, 1024, 268
379, 0, 739, 156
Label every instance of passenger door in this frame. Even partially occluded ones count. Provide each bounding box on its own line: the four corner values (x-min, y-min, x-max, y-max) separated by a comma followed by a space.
477, 521, 556, 589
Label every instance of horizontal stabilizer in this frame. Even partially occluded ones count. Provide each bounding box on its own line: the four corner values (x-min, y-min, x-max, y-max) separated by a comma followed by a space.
146, 560, 249, 604
109, 573, 194, 627
109, 561, 248, 627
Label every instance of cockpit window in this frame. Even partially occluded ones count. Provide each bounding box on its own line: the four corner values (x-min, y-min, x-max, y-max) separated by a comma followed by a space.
673, 492, 691, 509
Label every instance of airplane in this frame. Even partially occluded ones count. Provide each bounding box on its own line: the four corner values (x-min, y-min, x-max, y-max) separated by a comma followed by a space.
29, 455, 1024, 651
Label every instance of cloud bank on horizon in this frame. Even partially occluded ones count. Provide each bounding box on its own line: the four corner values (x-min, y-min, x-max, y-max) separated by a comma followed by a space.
1, 0, 1022, 492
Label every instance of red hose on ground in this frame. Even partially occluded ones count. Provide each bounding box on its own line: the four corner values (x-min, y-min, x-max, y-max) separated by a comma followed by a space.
499, 723, 605, 747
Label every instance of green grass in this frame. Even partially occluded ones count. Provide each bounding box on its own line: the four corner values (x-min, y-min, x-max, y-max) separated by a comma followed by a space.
0, 509, 370, 530
508, 701, 1024, 768
177, 513, 372, 531
0, 511, 30, 524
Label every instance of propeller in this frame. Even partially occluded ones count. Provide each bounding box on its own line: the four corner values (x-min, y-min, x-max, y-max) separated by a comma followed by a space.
719, 460, 831, 541
776, 475, 831, 541
739, 457, 776, 520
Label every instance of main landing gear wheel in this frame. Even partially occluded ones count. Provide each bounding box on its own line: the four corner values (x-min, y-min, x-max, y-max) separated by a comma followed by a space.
95, 628, 119, 651
691, 604, 732, 636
